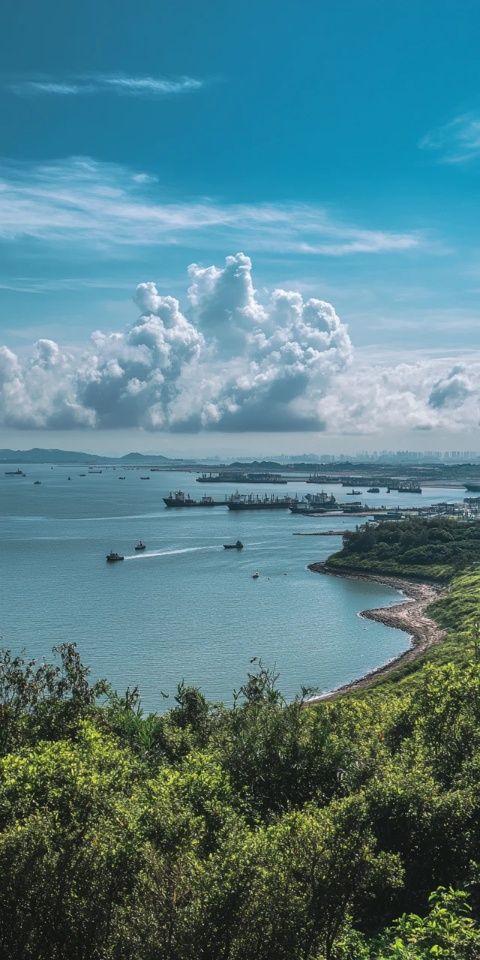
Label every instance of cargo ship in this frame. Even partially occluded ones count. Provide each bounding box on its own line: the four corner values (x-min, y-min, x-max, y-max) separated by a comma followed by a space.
290, 492, 337, 514
163, 490, 229, 507
197, 471, 287, 484
337, 501, 364, 512
388, 480, 422, 494
228, 494, 296, 511
306, 474, 326, 484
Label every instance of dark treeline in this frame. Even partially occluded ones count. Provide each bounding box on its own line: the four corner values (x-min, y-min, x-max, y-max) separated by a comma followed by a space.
328, 516, 480, 581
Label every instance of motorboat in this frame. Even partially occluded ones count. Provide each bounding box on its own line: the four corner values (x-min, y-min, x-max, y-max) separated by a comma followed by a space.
106, 551, 124, 563
134, 541, 146, 551
252, 571, 260, 579
223, 540, 244, 550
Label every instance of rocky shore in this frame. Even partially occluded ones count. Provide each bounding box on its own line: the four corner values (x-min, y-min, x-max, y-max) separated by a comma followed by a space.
306, 563, 446, 702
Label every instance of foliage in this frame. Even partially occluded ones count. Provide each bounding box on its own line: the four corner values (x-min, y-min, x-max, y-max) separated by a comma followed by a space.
2, 537, 480, 958
327, 517, 480, 581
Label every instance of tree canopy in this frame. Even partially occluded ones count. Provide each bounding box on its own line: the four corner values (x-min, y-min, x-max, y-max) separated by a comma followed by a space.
2, 524, 480, 958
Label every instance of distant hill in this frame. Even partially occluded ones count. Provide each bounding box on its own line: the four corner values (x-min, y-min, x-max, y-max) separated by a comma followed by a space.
119, 452, 172, 463
0, 448, 102, 464
0, 448, 175, 465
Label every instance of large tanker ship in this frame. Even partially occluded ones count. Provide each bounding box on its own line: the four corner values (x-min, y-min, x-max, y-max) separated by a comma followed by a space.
197, 471, 287, 484
227, 494, 296, 511
163, 491, 229, 507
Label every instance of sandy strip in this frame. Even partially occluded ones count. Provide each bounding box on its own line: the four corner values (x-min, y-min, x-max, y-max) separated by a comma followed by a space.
305, 563, 446, 703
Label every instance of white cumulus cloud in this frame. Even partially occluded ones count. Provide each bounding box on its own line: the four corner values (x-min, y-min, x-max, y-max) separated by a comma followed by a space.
1, 253, 478, 436
0, 253, 352, 433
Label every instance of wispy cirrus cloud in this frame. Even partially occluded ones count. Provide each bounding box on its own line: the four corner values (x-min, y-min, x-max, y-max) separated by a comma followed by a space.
420, 112, 480, 164
8, 74, 205, 98
0, 156, 425, 257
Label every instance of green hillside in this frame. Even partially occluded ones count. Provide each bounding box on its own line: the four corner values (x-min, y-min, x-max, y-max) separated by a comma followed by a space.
326, 516, 480, 582
2, 524, 480, 958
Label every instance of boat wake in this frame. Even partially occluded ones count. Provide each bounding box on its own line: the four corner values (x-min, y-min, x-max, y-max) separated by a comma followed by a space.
124, 545, 219, 561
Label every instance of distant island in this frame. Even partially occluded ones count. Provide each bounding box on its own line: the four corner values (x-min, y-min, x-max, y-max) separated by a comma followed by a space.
0, 447, 177, 465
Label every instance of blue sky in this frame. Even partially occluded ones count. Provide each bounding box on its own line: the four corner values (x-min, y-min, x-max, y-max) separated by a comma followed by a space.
1, 0, 480, 455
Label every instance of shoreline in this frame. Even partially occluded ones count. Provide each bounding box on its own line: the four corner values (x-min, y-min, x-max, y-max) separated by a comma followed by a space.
305, 563, 446, 702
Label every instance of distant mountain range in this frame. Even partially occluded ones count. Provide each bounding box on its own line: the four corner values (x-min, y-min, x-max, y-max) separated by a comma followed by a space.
0, 448, 175, 465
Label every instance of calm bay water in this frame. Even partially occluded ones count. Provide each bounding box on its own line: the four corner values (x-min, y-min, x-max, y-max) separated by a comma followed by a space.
0, 467, 464, 710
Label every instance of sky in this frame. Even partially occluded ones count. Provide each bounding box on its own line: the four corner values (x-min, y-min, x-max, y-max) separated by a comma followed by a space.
1, 0, 480, 456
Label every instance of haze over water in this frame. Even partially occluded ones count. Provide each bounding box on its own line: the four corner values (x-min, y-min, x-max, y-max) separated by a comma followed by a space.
0, 467, 463, 711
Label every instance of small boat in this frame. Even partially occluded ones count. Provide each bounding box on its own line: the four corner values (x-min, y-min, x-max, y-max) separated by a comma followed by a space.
367, 487, 380, 493
134, 541, 146, 551
118, 476, 126, 480
106, 551, 124, 563
79, 473, 86, 477
252, 571, 259, 579
140, 476, 150, 480
223, 540, 244, 550
5, 468, 25, 476
346, 489, 362, 496
33, 480, 41, 485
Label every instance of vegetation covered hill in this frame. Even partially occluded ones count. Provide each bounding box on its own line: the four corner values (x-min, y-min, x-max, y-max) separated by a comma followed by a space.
3, 522, 480, 958
326, 516, 480, 581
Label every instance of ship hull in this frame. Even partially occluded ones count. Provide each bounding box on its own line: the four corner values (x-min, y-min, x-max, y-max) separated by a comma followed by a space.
228, 501, 293, 510
163, 498, 228, 507
290, 506, 330, 515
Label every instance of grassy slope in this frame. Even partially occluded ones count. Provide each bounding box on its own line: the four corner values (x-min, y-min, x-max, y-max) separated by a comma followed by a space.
357, 577, 478, 697
325, 552, 455, 582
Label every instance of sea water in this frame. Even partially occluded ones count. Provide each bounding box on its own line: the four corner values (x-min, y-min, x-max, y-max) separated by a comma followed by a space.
0, 467, 463, 711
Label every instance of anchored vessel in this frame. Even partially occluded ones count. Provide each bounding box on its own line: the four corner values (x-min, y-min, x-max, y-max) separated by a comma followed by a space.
5, 468, 25, 476
228, 493, 296, 511
197, 471, 287, 484
290, 492, 337, 514
306, 474, 331, 484
387, 480, 422, 493
163, 490, 229, 507
134, 541, 146, 551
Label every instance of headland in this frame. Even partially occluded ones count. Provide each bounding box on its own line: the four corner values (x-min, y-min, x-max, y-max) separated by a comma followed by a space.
306, 563, 446, 702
